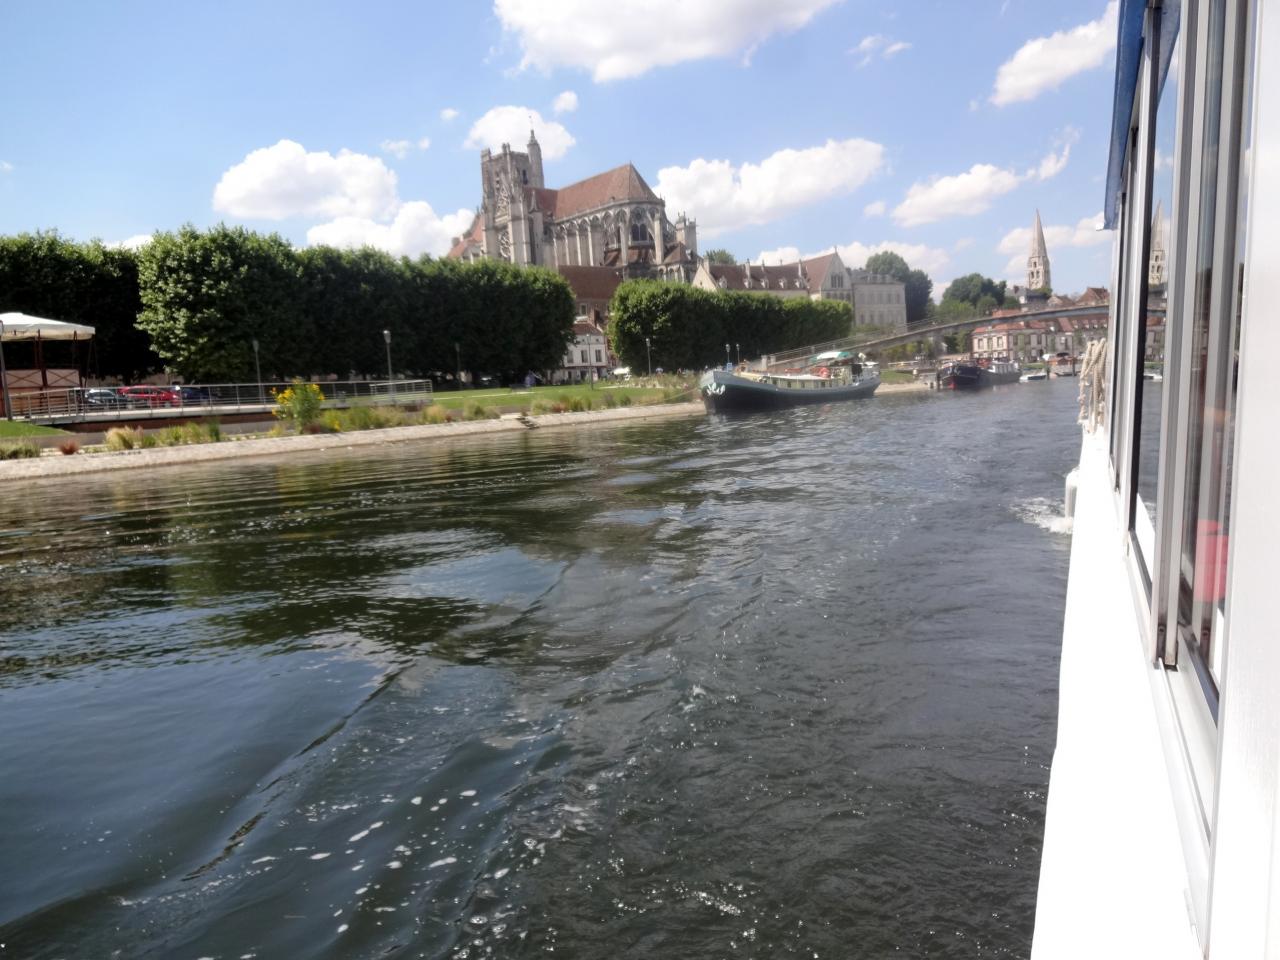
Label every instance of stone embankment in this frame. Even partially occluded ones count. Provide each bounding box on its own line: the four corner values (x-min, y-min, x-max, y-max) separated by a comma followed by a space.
0, 402, 706, 482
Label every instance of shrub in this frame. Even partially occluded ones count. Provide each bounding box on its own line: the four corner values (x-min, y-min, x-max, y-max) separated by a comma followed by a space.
105, 426, 144, 451
567, 395, 590, 412
301, 420, 335, 434
58, 439, 80, 456
421, 404, 450, 425
601, 391, 618, 409
180, 421, 222, 444
156, 426, 186, 446
462, 401, 499, 421
550, 402, 567, 414
139, 432, 158, 449
529, 399, 553, 415
272, 379, 325, 429
619, 394, 633, 407
0, 440, 41, 460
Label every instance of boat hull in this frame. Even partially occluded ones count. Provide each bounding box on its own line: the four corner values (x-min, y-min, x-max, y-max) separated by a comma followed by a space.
699, 370, 880, 412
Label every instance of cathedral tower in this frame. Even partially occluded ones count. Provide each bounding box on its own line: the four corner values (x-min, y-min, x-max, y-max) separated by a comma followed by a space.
527, 130, 544, 189
1027, 209, 1051, 292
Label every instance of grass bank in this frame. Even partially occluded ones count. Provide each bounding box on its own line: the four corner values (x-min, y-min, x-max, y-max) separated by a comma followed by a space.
0, 420, 69, 437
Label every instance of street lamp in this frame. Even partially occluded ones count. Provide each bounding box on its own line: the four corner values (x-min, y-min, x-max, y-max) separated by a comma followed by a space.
736, 343, 741, 365
644, 336, 652, 377
454, 341, 461, 386
383, 329, 394, 399
251, 337, 263, 404
725, 342, 730, 367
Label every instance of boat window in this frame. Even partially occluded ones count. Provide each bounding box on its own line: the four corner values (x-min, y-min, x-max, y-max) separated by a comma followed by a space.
1172, 0, 1249, 703
1132, 30, 1180, 570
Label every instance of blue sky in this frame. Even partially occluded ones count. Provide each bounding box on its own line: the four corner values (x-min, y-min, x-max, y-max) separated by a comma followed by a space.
0, 0, 1119, 297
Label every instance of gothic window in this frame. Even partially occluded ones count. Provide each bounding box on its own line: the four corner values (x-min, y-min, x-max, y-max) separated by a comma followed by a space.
521, 169, 528, 184
630, 221, 651, 243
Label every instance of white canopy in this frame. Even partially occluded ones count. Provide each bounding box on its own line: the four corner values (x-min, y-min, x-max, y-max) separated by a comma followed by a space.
0, 312, 96, 341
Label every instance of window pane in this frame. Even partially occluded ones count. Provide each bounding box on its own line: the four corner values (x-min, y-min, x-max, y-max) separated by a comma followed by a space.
1133, 30, 1180, 561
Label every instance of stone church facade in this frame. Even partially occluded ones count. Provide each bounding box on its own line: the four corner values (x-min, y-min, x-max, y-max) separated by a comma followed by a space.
447, 132, 699, 283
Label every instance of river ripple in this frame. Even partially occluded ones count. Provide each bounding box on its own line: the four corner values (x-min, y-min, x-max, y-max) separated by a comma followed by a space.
0, 381, 1078, 958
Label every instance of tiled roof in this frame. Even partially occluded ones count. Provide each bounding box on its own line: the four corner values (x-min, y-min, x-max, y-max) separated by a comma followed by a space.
572, 319, 605, 337
534, 164, 659, 220
557, 265, 624, 303
708, 262, 808, 291
800, 253, 838, 295
446, 213, 483, 260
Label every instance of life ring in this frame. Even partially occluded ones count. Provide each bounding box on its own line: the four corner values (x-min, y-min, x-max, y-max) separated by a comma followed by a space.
815, 366, 830, 379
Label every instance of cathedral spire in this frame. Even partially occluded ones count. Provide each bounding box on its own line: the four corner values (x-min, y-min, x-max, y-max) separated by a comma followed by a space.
526, 126, 544, 188
1027, 209, 1051, 292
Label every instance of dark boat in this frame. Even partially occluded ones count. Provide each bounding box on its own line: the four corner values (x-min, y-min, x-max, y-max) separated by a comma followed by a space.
699, 357, 880, 413
937, 359, 1021, 390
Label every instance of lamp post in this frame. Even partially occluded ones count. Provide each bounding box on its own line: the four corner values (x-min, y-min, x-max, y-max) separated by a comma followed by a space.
383, 329, 394, 399
736, 342, 741, 365
645, 336, 651, 377
454, 341, 461, 386
725, 342, 730, 367
0, 318, 10, 421
251, 337, 263, 404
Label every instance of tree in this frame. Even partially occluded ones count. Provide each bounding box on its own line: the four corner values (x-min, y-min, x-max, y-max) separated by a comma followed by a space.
864, 250, 932, 326
942, 273, 1007, 309
136, 224, 305, 381
704, 248, 737, 265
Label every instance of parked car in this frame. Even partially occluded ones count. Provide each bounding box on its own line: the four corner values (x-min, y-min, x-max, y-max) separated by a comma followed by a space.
174, 385, 213, 405
119, 385, 181, 408
81, 388, 126, 409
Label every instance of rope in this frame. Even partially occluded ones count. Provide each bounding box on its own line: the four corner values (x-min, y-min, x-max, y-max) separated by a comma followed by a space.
1077, 338, 1109, 432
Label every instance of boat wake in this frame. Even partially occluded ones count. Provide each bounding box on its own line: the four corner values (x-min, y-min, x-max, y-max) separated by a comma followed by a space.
1012, 497, 1073, 535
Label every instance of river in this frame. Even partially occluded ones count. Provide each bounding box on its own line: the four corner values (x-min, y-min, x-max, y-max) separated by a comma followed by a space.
0, 380, 1079, 959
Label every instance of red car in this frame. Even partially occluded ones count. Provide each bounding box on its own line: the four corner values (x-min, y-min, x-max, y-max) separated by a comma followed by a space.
119, 385, 181, 408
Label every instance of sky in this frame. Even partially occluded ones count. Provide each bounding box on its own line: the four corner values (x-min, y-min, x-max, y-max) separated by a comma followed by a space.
0, 0, 1120, 298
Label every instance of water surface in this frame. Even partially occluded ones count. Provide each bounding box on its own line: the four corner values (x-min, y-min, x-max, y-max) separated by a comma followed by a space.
0, 381, 1078, 958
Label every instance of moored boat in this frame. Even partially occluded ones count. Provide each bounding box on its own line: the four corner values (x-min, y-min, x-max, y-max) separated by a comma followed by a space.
937, 359, 1021, 389
699, 356, 879, 412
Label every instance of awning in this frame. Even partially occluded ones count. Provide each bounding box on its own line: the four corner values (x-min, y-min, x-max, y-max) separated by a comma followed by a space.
1103, 0, 1181, 228
0, 312, 96, 340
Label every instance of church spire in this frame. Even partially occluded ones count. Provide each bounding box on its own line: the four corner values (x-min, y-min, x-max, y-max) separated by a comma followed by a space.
526, 127, 544, 188
1027, 209, 1051, 292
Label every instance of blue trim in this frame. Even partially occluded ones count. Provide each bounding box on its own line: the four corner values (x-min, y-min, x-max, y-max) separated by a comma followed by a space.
1104, 0, 1149, 229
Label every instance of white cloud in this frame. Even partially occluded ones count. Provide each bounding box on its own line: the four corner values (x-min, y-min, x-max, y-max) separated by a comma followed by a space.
307, 201, 475, 258
418, 137, 431, 150
997, 211, 1109, 256
494, 0, 840, 82
755, 245, 801, 264
851, 34, 911, 66
0, 160, 12, 174
656, 137, 885, 237
440, 107, 460, 122
107, 234, 153, 251
991, 2, 1118, 106
552, 90, 578, 114
464, 106, 575, 159
863, 199, 886, 218
891, 143, 1071, 227
213, 140, 399, 221
836, 240, 951, 277
381, 139, 413, 159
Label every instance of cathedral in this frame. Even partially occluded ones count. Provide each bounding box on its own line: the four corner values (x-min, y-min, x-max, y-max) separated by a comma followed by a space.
447, 131, 700, 283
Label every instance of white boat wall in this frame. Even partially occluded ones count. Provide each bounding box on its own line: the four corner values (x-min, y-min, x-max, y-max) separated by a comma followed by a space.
1033, 1, 1279, 957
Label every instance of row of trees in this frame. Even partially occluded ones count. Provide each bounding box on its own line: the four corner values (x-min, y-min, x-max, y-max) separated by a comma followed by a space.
1, 227, 577, 383
607, 281, 851, 371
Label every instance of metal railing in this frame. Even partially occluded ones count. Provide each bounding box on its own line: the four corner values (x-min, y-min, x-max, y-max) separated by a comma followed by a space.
5, 379, 434, 423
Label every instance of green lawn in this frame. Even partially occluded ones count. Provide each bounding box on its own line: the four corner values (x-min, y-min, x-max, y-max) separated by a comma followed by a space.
879, 370, 917, 385
0, 420, 69, 437
421, 381, 689, 411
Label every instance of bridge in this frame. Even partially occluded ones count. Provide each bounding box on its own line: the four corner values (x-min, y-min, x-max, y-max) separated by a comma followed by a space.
762, 301, 1143, 371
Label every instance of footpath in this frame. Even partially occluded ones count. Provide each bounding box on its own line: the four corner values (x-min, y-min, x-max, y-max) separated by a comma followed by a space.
0, 402, 706, 482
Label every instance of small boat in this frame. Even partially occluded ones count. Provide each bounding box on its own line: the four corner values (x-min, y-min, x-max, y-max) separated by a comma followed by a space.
699, 354, 880, 412
1021, 370, 1048, 382
937, 359, 1022, 390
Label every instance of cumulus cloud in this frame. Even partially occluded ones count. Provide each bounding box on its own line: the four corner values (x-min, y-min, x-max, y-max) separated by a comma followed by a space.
851, 34, 911, 67
863, 199, 886, 218
380, 138, 431, 159
464, 106, 575, 159
552, 90, 578, 114
213, 140, 399, 221
991, 2, 1118, 106
107, 234, 153, 251
835, 240, 950, 276
656, 137, 885, 237
0, 160, 12, 174
891, 143, 1071, 227
997, 211, 1108, 257
440, 107, 460, 122
755, 245, 801, 264
307, 201, 475, 258
494, 0, 840, 82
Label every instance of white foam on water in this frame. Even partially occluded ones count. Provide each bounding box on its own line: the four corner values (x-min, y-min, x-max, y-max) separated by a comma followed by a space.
250, 856, 277, 865
348, 830, 369, 842
309, 853, 331, 861
429, 856, 457, 869
337, 924, 348, 933
411, 796, 422, 805
460, 789, 477, 798
1012, 496, 1073, 534
355, 886, 369, 895
388, 860, 403, 869
369, 821, 384, 830
374, 906, 396, 913
493, 867, 510, 879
